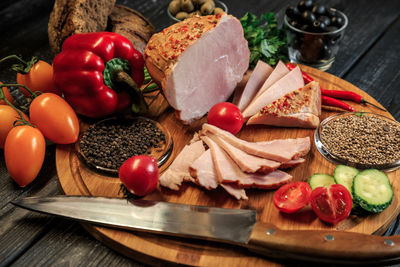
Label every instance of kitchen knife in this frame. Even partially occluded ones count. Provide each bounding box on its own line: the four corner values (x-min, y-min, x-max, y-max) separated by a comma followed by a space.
11, 196, 400, 265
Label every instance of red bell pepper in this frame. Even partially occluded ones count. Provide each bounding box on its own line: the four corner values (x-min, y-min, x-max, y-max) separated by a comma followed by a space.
53, 32, 145, 118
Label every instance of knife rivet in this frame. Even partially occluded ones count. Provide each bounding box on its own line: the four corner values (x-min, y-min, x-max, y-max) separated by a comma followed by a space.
324, 234, 334, 241
266, 229, 275, 235
384, 239, 395, 246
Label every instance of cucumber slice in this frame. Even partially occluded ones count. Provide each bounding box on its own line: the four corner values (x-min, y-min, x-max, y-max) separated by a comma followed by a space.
352, 169, 393, 213
334, 165, 359, 195
309, 173, 335, 190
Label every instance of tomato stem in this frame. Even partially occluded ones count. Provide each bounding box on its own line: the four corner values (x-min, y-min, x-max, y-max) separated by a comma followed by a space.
0, 83, 38, 98
0, 86, 34, 127
0, 55, 38, 74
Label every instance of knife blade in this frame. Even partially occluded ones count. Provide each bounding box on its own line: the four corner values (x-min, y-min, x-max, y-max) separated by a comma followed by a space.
11, 196, 400, 265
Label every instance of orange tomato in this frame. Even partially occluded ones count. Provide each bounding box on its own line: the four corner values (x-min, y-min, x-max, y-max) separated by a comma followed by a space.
0, 82, 14, 105
0, 105, 29, 148
29, 93, 79, 144
4, 125, 45, 187
17, 60, 61, 96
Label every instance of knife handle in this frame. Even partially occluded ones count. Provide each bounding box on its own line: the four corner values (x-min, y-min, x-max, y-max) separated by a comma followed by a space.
247, 222, 400, 264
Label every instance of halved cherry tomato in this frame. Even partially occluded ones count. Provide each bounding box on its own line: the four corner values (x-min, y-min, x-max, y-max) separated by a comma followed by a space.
310, 184, 352, 225
4, 125, 46, 187
29, 93, 79, 144
0, 105, 29, 148
119, 155, 159, 196
207, 102, 244, 134
17, 60, 60, 96
0, 83, 14, 105
273, 182, 312, 213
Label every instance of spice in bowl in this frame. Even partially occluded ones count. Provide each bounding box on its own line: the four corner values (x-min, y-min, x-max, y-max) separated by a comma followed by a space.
78, 117, 172, 174
315, 112, 400, 170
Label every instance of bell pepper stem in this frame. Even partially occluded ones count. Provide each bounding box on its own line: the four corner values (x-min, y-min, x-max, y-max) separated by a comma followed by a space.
0, 86, 34, 127
114, 71, 148, 114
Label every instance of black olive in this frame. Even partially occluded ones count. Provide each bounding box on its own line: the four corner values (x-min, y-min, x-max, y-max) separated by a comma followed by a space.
311, 4, 326, 16
286, 6, 301, 19
300, 24, 310, 32
301, 10, 316, 25
331, 15, 344, 27
312, 20, 327, 32
290, 20, 300, 29
298, 0, 313, 12
322, 44, 332, 59
326, 8, 336, 17
326, 25, 339, 32
318, 15, 331, 26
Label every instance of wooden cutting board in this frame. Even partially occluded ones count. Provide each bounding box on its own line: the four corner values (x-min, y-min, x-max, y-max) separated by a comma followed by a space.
56, 65, 400, 266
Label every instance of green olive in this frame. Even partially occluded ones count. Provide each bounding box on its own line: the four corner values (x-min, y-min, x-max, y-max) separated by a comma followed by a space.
175, 11, 189, 20
200, 0, 215, 15
169, 0, 181, 16
190, 10, 202, 16
192, 0, 208, 6
181, 0, 194, 13
213, 7, 224, 15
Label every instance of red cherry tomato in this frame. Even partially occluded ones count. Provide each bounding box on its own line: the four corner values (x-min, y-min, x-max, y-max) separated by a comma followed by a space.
273, 182, 312, 213
29, 93, 79, 144
0, 105, 29, 148
119, 155, 159, 196
17, 60, 61, 96
310, 184, 352, 225
0, 82, 14, 105
4, 125, 46, 187
207, 102, 244, 134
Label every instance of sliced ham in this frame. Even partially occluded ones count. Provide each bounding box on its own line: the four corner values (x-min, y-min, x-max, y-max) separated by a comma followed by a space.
201, 123, 310, 162
220, 184, 248, 200
242, 66, 304, 119
247, 81, 322, 128
207, 133, 280, 173
279, 158, 305, 169
159, 140, 205, 190
189, 149, 219, 190
253, 61, 289, 99
145, 14, 250, 124
201, 136, 293, 189
235, 60, 273, 111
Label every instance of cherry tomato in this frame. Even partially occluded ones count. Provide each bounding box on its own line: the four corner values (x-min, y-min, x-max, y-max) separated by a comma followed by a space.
310, 184, 352, 225
207, 102, 244, 134
119, 155, 159, 196
0, 105, 29, 148
17, 60, 61, 96
4, 125, 45, 187
273, 182, 312, 213
0, 82, 14, 105
29, 93, 79, 144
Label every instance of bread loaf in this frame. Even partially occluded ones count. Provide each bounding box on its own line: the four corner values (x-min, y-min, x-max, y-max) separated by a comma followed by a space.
48, 0, 116, 54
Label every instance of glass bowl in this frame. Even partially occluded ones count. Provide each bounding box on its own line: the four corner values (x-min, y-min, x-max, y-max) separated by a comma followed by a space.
167, 0, 228, 24
314, 112, 400, 172
284, 8, 348, 71
76, 117, 173, 176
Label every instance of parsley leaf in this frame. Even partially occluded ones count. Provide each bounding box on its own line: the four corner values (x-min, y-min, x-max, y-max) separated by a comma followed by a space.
240, 12, 288, 68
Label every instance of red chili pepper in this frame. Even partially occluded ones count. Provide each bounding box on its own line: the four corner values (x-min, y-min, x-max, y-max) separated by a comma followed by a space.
286, 63, 385, 111
322, 95, 355, 112
53, 32, 145, 118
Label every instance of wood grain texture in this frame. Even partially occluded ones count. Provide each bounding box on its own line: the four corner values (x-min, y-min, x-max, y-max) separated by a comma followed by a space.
56, 67, 400, 266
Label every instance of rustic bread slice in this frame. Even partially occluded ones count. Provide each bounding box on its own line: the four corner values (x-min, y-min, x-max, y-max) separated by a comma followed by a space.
108, 5, 156, 54
48, 0, 116, 54
247, 81, 321, 128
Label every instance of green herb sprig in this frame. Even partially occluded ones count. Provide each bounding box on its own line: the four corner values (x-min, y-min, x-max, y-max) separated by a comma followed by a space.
240, 12, 288, 68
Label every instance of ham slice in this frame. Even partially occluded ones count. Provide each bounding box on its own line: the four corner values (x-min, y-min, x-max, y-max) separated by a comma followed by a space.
189, 150, 218, 190
201, 136, 293, 189
279, 158, 305, 169
253, 61, 289, 99
242, 66, 304, 119
159, 140, 205, 190
247, 81, 322, 128
220, 184, 248, 200
207, 133, 280, 173
202, 123, 311, 162
235, 60, 273, 111
145, 14, 250, 124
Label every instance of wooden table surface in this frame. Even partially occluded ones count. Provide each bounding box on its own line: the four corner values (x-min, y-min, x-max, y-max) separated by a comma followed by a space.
0, 0, 399, 266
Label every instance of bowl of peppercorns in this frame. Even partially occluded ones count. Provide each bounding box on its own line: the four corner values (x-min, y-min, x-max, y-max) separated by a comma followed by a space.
284, 0, 348, 70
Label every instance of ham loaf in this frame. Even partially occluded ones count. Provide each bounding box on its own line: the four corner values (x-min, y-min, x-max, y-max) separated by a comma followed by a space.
145, 14, 250, 124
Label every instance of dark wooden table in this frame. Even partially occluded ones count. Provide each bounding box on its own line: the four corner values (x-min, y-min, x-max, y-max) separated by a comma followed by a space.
0, 0, 399, 266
